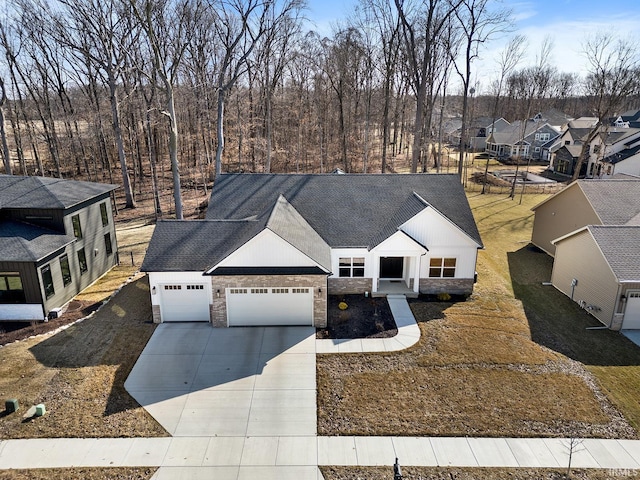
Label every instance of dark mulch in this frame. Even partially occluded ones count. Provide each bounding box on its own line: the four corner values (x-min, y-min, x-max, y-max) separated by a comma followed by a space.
0, 299, 101, 347
316, 294, 397, 339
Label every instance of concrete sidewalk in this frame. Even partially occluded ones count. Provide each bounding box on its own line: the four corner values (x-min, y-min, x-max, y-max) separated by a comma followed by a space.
316, 295, 420, 353
1, 435, 640, 473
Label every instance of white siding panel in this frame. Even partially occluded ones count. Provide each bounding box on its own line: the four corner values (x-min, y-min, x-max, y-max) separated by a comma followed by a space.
371, 231, 427, 255
420, 246, 478, 279
217, 230, 319, 268
551, 230, 619, 326
401, 208, 480, 248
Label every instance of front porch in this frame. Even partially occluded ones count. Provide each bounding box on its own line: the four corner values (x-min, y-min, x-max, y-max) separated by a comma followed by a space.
372, 280, 419, 298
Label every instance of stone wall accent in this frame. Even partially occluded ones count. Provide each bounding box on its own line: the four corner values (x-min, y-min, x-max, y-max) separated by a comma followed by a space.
328, 277, 373, 295
209, 274, 327, 328
419, 278, 474, 295
151, 304, 162, 324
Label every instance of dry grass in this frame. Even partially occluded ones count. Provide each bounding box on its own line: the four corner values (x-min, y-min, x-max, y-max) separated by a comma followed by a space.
320, 466, 640, 480
0, 276, 167, 439
317, 192, 638, 438
0, 467, 157, 479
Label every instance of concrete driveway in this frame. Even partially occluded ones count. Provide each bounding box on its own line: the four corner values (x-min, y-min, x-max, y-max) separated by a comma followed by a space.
125, 324, 317, 437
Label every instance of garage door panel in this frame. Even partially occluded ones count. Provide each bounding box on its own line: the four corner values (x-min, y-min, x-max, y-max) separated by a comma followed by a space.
227, 287, 313, 326
623, 292, 640, 330
160, 284, 210, 322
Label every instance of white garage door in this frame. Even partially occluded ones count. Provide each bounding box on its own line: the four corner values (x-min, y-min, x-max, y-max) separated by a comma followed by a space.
227, 287, 313, 326
623, 292, 640, 329
160, 284, 210, 322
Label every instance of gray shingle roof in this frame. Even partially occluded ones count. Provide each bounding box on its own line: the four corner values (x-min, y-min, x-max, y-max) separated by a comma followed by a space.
579, 179, 640, 225
0, 220, 75, 262
589, 226, 640, 282
0, 175, 116, 210
140, 219, 264, 272
266, 195, 331, 270
207, 173, 482, 248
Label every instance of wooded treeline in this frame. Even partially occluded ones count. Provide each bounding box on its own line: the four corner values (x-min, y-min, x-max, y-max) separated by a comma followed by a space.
1, 0, 639, 216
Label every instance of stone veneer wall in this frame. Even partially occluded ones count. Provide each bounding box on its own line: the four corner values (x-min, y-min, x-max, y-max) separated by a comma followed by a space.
419, 278, 474, 295
328, 277, 373, 295
209, 274, 327, 328
152, 304, 161, 324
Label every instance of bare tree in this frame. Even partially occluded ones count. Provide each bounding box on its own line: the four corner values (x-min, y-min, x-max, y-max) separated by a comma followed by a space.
0, 75, 12, 175
132, 0, 203, 219
53, 0, 138, 207
452, 0, 512, 179
395, 0, 463, 173
482, 34, 525, 193
571, 34, 640, 180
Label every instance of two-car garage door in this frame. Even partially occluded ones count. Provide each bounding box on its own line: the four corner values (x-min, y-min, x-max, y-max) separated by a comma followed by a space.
158, 283, 313, 326
623, 291, 640, 330
227, 287, 313, 326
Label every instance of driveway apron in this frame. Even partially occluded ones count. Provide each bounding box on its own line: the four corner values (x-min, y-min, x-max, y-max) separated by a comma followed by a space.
125, 324, 317, 438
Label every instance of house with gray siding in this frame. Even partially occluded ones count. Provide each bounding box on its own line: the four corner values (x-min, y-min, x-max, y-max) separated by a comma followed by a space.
0, 175, 118, 320
142, 174, 483, 327
531, 178, 640, 330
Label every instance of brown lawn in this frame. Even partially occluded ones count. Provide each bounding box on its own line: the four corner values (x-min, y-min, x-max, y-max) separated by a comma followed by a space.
317, 192, 639, 438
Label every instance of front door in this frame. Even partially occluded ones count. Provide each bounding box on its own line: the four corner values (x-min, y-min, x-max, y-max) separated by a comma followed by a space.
379, 257, 404, 279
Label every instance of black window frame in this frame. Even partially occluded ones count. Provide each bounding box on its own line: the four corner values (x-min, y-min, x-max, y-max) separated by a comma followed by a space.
59, 254, 72, 286
77, 248, 88, 274
338, 257, 365, 278
104, 232, 113, 255
0, 273, 26, 303
41, 264, 55, 299
72, 214, 83, 239
100, 202, 109, 227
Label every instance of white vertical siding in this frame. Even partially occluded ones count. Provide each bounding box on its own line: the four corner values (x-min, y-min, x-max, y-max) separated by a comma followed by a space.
551, 229, 619, 326
216, 229, 321, 268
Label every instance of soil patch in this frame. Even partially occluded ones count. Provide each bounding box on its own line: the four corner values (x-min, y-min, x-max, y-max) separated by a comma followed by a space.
0, 300, 101, 347
317, 295, 397, 339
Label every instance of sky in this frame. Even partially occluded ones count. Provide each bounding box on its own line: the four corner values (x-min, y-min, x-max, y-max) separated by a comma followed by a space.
305, 0, 640, 90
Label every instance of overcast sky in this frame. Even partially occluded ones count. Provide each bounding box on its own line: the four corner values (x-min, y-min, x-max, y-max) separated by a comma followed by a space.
306, 0, 640, 91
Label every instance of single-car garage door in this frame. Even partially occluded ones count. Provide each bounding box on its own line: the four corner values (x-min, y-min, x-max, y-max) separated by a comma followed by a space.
160, 284, 210, 322
623, 292, 640, 329
227, 287, 313, 326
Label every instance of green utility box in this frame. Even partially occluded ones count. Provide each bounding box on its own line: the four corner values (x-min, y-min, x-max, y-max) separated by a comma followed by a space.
35, 404, 46, 417
5, 399, 19, 413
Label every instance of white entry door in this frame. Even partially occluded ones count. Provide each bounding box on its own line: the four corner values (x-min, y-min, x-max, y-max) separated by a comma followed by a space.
623, 292, 640, 329
159, 284, 210, 322
227, 287, 313, 326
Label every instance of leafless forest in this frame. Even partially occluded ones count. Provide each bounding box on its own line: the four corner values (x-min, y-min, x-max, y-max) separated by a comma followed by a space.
1, 0, 639, 217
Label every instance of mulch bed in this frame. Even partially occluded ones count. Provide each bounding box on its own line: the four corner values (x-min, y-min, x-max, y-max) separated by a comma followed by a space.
316, 294, 397, 339
0, 299, 101, 347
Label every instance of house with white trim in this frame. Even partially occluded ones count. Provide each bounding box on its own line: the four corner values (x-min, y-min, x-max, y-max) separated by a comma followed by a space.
141, 174, 483, 327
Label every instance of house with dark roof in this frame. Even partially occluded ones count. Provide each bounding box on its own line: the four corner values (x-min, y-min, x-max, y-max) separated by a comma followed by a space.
531, 178, 640, 330
485, 120, 560, 161
0, 175, 118, 320
141, 174, 483, 327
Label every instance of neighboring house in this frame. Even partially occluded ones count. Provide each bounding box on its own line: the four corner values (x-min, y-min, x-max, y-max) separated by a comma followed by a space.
486, 120, 560, 161
142, 174, 483, 327
468, 117, 510, 151
0, 175, 118, 320
531, 178, 640, 330
550, 124, 640, 179
551, 226, 640, 330
531, 178, 640, 256
611, 109, 640, 129
532, 109, 574, 131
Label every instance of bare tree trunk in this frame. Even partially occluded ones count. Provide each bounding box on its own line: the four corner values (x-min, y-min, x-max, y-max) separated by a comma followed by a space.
0, 78, 11, 174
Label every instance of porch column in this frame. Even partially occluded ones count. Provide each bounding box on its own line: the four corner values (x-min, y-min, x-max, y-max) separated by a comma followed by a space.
372, 255, 379, 293
413, 255, 421, 293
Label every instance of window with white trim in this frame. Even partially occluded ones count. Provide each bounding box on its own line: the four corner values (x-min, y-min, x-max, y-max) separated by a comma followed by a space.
164, 285, 182, 290
229, 288, 247, 294
339, 257, 365, 277
251, 288, 268, 294
186, 285, 204, 290
292, 288, 310, 294
429, 258, 456, 278
272, 288, 289, 294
